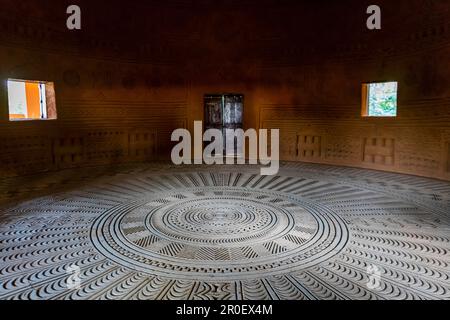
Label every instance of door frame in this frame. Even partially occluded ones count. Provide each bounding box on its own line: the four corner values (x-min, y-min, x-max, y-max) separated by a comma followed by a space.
203, 93, 244, 157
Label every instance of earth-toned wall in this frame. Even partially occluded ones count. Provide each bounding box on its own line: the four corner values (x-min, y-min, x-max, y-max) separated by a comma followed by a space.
0, 0, 449, 180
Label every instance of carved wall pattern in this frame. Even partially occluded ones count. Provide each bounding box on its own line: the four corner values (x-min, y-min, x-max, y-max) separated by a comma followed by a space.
0, 135, 53, 176
255, 30, 450, 183
262, 115, 450, 181
297, 135, 322, 161
53, 135, 86, 169
324, 135, 361, 163
363, 137, 395, 166
0, 41, 188, 177
0, 1, 449, 182
396, 133, 441, 174
0, 128, 163, 177
0, 1, 449, 67
128, 129, 158, 161
279, 132, 298, 160
85, 130, 128, 164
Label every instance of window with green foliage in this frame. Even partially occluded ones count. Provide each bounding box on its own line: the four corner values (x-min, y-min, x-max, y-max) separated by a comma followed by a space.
362, 82, 398, 117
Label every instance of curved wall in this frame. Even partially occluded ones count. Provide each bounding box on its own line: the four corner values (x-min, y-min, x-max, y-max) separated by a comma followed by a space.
0, 45, 189, 177
0, 0, 449, 181
257, 47, 450, 182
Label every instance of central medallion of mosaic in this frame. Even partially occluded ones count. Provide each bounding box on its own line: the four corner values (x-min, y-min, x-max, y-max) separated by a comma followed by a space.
91, 187, 349, 280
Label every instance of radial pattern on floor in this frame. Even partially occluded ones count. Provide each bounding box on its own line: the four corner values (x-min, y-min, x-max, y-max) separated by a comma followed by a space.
0, 163, 449, 300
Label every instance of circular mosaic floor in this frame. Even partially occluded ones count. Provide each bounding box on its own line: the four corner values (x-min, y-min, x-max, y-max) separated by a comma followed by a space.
0, 162, 449, 300
91, 187, 348, 281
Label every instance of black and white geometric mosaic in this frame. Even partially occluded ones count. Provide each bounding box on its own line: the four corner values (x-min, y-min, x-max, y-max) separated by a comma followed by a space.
0, 163, 449, 300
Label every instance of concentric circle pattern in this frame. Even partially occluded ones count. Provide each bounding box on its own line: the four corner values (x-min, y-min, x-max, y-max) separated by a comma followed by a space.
0, 163, 449, 300
91, 188, 347, 280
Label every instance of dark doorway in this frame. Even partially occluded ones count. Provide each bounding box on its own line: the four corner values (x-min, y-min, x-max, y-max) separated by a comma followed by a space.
204, 94, 244, 157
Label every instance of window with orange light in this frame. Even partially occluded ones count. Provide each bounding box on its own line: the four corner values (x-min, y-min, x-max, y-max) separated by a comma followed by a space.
7, 79, 57, 121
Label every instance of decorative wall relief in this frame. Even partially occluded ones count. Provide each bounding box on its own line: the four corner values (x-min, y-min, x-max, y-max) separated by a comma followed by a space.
86, 130, 127, 164
0, 135, 53, 176
259, 113, 448, 179
279, 133, 298, 161
53, 135, 85, 169
91, 68, 114, 89
0, 127, 166, 177
398, 153, 439, 172
397, 138, 440, 172
363, 137, 395, 166
297, 135, 322, 160
128, 129, 157, 161
325, 135, 361, 163
0, 0, 449, 182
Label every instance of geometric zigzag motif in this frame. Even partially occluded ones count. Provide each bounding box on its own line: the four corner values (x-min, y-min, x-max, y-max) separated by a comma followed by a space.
0, 162, 449, 300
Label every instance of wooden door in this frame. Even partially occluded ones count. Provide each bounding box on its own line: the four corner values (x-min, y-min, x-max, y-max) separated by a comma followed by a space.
204, 94, 244, 157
